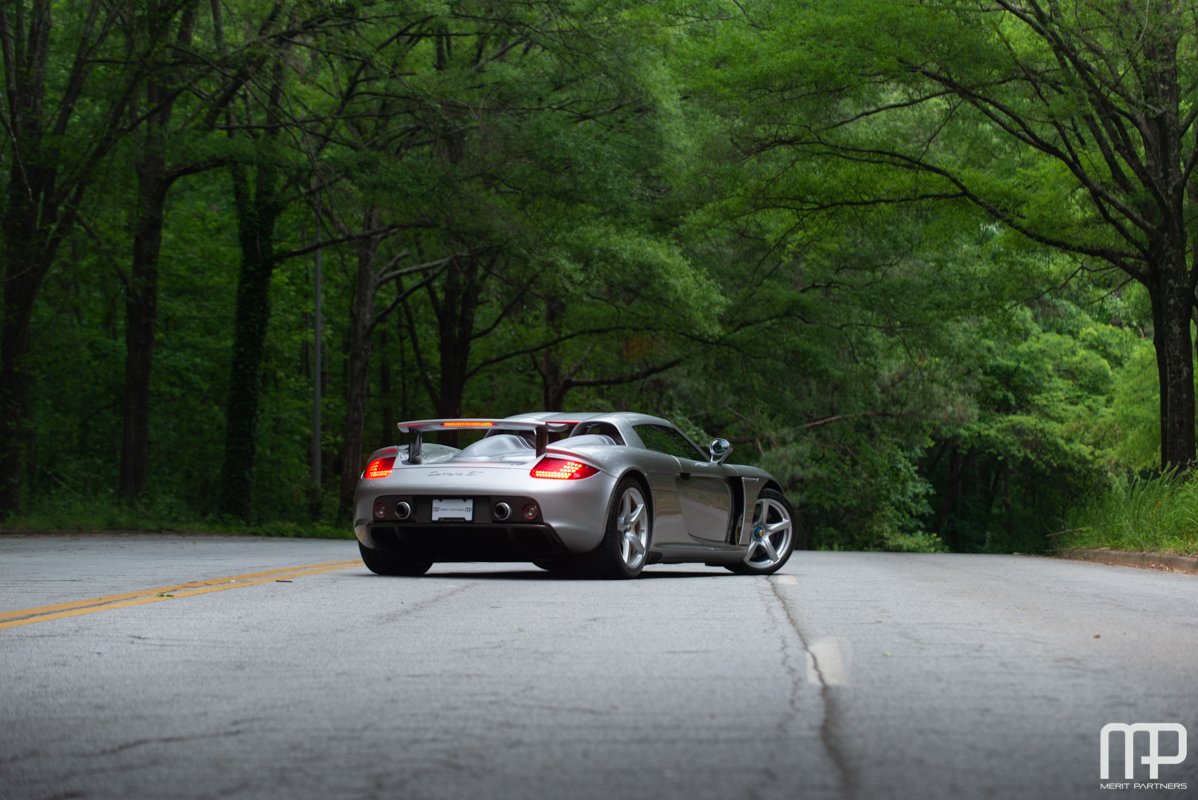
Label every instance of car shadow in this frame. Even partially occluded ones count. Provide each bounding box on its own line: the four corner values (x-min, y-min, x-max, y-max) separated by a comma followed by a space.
347, 567, 725, 581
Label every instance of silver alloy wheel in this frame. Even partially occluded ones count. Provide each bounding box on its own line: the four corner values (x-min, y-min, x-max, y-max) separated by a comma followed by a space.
616, 485, 650, 571
745, 496, 793, 568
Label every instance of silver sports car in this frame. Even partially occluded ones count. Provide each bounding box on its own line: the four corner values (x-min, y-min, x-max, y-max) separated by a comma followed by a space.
353, 412, 796, 579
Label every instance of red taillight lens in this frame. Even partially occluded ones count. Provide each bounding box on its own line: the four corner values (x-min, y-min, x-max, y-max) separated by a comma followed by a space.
530, 457, 598, 480
364, 456, 395, 479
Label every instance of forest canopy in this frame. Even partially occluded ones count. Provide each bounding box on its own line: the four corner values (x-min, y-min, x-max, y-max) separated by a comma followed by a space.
0, 0, 1191, 552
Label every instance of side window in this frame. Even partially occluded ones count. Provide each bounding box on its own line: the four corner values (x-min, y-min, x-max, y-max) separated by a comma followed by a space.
574, 422, 625, 445
634, 425, 705, 461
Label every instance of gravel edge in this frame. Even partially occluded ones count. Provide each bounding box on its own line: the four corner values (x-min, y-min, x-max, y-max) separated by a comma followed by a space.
1056, 548, 1198, 575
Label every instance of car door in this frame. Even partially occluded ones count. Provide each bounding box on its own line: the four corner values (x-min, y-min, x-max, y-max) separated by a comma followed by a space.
633, 424, 734, 543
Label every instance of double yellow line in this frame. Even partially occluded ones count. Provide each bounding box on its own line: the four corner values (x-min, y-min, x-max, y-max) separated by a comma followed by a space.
0, 559, 361, 630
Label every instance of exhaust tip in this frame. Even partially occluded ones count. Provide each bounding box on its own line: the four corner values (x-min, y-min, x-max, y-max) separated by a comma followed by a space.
493, 502, 511, 522
394, 501, 412, 520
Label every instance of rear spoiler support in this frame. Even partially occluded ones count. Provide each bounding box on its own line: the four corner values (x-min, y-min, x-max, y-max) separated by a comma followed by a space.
396, 419, 571, 464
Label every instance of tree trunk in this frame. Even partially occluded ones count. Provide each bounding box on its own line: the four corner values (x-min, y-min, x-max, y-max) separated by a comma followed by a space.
431, 256, 484, 419
378, 327, 392, 445
338, 217, 381, 515
542, 358, 566, 411
1139, 11, 1195, 471
216, 29, 289, 521
395, 254, 483, 445
119, 118, 169, 501
0, 194, 48, 513
1148, 248, 1195, 471
218, 167, 281, 519
540, 296, 567, 411
118, 3, 197, 502
933, 443, 959, 549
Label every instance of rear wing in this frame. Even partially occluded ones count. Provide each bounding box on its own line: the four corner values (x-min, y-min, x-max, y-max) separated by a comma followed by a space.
396, 419, 572, 464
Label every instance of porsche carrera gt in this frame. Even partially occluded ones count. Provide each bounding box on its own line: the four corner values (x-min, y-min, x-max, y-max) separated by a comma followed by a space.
353, 412, 796, 579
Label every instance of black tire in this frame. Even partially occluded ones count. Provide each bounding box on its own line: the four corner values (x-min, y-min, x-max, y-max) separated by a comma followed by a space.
583, 476, 653, 579
726, 488, 796, 576
358, 540, 432, 576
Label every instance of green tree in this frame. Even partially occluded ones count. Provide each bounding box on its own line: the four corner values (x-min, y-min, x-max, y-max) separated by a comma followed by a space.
717, 0, 1198, 470
212, 0, 360, 519
215, 0, 290, 520
119, 0, 212, 502
0, 1, 190, 514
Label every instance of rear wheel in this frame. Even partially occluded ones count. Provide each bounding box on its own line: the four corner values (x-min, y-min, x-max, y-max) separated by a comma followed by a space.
584, 477, 652, 579
726, 488, 795, 576
358, 541, 432, 576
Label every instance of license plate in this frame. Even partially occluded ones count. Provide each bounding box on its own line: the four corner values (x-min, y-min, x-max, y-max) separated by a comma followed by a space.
432, 498, 473, 521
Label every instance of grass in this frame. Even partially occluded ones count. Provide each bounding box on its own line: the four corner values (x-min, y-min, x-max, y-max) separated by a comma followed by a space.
1057, 472, 1198, 556
0, 491, 353, 540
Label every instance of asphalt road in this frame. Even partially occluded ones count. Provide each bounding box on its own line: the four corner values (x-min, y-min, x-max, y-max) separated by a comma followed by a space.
1, 535, 1196, 800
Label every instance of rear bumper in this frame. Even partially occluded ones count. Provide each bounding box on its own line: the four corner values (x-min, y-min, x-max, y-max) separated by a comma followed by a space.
353, 468, 618, 556
364, 521, 571, 562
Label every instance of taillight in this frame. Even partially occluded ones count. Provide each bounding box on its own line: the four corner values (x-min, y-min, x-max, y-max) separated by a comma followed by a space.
530, 457, 598, 480
364, 456, 395, 479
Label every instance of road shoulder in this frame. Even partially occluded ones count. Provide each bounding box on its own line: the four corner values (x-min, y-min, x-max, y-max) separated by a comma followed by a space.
1056, 547, 1198, 575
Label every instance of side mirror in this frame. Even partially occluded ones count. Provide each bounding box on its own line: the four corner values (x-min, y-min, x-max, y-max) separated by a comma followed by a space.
709, 438, 732, 464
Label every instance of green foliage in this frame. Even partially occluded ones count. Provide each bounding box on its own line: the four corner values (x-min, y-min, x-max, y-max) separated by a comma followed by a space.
0, 0, 1185, 553
1104, 341, 1162, 472
920, 288, 1137, 553
4, 489, 349, 540
879, 529, 950, 554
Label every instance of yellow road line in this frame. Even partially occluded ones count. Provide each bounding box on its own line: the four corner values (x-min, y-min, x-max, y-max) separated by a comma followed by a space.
0, 559, 361, 630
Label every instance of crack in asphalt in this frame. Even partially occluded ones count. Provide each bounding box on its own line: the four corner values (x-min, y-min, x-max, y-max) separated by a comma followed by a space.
370, 581, 474, 624
747, 580, 805, 800
769, 578, 858, 800
83, 728, 250, 759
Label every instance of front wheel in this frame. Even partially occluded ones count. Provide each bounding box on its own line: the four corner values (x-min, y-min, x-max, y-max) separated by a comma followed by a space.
583, 477, 652, 579
359, 541, 432, 576
726, 488, 795, 576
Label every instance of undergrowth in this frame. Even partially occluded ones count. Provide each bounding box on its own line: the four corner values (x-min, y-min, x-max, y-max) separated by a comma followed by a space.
0, 490, 351, 539
1058, 472, 1198, 555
